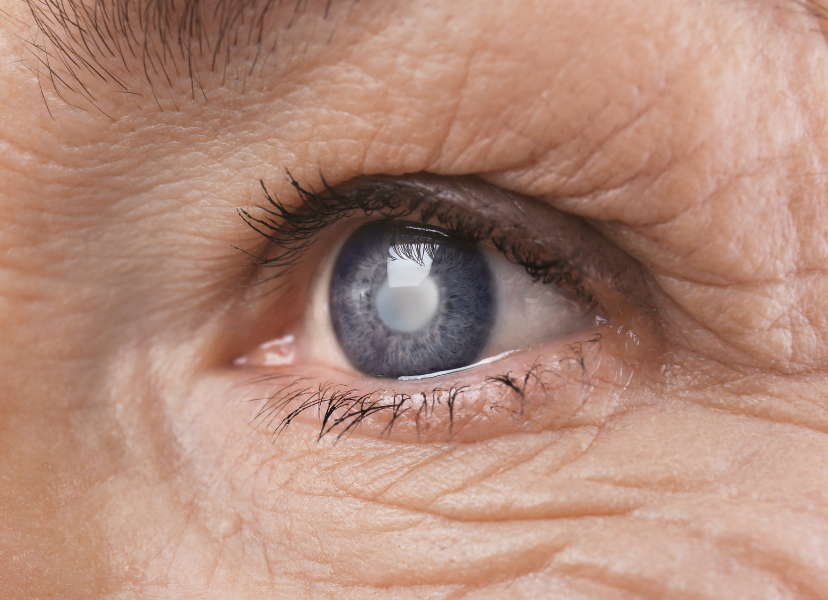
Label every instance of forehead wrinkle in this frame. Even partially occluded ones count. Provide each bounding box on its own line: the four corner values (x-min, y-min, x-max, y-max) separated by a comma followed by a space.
20, 0, 349, 111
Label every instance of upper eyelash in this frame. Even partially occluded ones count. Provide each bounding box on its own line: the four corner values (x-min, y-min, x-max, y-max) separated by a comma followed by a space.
237, 172, 452, 274
238, 171, 596, 306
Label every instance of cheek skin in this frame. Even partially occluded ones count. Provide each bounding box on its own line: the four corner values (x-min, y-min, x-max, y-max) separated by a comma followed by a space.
2, 0, 828, 599
149, 359, 828, 598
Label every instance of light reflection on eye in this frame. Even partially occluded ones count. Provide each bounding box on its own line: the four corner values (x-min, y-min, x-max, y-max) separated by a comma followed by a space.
376, 241, 440, 334
234, 334, 296, 367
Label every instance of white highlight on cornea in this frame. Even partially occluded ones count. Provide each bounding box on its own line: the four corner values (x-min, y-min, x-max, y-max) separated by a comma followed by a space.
376, 246, 440, 333
387, 245, 434, 287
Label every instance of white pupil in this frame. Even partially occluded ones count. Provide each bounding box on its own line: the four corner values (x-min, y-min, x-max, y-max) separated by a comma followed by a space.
376, 246, 440, 333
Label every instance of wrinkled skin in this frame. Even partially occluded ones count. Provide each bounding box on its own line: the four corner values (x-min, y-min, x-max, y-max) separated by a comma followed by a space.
3, 0, 828, 598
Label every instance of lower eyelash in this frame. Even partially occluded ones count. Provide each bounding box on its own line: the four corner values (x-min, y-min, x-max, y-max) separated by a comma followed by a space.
257, 381, 470, 442
246, 335, 602, 442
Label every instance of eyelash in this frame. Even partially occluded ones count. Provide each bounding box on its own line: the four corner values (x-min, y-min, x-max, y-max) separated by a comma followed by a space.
248, 338, 602, 443
253, 375, 473, 442
239, 172, 603, 441
238, 172, 596, 307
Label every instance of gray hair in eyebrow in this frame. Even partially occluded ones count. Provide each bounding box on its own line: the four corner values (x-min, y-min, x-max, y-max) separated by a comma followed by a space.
20, 0, 336, 113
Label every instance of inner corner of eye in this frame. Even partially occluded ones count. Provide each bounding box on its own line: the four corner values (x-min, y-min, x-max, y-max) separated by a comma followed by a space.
316, 219, 600, 380
234, 333, 297, 368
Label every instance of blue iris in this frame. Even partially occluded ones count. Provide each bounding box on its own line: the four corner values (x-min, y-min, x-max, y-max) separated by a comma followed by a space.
330, 221, 494, 378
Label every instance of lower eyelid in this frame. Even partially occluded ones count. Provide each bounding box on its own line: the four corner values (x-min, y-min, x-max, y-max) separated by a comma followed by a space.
233, 326, 637, 444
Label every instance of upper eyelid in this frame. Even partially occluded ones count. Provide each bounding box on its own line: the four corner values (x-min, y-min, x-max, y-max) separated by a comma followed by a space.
239, 172, 608, 304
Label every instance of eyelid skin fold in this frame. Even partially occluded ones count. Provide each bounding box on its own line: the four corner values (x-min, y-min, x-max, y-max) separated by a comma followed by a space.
242, 173, 652, 306
233, 173, 657, 443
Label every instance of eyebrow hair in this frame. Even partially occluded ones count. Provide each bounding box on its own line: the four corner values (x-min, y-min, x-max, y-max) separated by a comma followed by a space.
802, 0, 828, 42
19, 0, 828, 116
20, 0, 338, 114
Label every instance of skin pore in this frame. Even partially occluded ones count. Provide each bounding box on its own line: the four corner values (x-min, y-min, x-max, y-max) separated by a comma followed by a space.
3, 0, 828, 597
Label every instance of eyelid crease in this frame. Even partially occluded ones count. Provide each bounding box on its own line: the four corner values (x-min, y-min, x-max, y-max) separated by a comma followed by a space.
239, 172, 599, 307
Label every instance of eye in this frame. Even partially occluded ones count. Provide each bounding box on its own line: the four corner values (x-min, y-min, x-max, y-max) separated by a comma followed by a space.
330, 221, 494, 378
327, 220, 597, 379
233, 174, 645, 442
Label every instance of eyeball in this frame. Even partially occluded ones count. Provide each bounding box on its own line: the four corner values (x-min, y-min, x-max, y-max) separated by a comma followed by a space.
324, 220, 599, 379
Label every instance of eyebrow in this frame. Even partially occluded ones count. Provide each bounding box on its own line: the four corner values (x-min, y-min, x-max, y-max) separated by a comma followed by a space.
22, 0, 340, 112
21, 0, 828, 115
